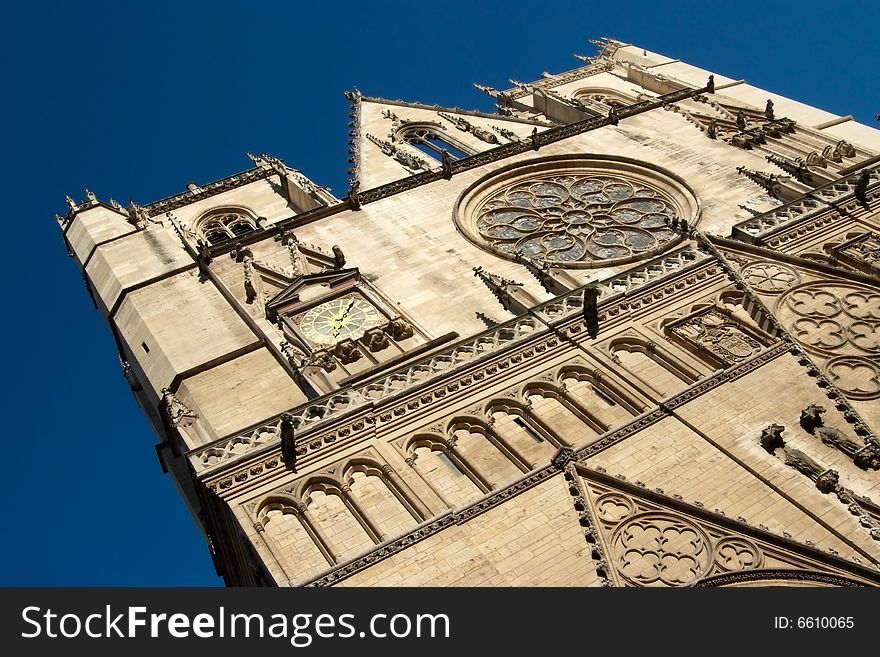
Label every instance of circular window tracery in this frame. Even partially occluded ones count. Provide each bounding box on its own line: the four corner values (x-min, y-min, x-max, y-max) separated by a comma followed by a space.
456, 157, 700, 269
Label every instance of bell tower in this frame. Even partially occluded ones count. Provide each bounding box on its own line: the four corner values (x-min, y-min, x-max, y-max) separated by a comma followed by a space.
61, 38, 880, 587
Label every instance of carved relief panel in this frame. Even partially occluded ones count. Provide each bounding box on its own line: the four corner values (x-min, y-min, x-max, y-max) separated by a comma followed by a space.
667, 307, 770, 368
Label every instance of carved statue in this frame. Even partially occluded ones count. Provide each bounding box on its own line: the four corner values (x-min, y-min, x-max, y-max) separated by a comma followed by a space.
279, 413, 297, 468
332, 245, 346, 269
386, 318, 414, 341
855, 170, 870, 205
706, 119, 717, 140
608, 106, 619, 125
582, 285, 600, 325
441, 149, 453, 179
280, 340, 305, 368
347, 180, 361, 210
85, 189, 97, 202
764, 99, 775, 120
361, 327, 390, 353
243, 258, 257, 304
307, 349, 337, 372
735, 110, 747, 130
334, 339, 362, 364
815, 426, 880, 471
783, 447, 827, 480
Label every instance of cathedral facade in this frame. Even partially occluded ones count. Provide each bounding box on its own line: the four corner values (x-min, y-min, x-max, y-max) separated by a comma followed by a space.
59, 38, 880, 587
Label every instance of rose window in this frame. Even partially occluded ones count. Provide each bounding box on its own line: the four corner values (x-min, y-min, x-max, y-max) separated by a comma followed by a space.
457, 158, 699, 269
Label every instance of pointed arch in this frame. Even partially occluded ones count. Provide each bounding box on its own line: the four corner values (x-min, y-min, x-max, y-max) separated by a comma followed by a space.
555, 364, 645, 425
405, 433, 485, 508
195, 206, 260, 245
610, 337, 696, 398
255, 495, 331, 583
396, 124, 473, 161
300, 477, 376, 560
339, 457, 422, 537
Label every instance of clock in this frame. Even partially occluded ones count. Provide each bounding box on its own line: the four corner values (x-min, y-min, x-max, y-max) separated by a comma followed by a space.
298, 297, 381, 346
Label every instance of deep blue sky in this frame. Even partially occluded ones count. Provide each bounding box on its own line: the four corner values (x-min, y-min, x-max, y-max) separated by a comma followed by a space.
3, 1, 877, 586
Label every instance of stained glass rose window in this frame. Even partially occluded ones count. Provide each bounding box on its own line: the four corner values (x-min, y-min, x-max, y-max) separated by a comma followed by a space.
456, 158, 700, 268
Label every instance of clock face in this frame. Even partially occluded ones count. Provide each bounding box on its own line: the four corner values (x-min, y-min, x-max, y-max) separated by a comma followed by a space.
299, 297, 381, 346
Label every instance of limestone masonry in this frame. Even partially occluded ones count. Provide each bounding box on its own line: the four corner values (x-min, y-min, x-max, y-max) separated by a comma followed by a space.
60, 38, 880, 587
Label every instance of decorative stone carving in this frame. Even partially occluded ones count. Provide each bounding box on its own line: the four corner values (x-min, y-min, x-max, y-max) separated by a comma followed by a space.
741, 261, 800, 293
366, 133, 429, 171
784, 447, 831, 483
610, 513, 712, 587
460, 160, 691, 268
361, 327, 390, 353
817, 426, 880, 471
280, 341, 305, 368
550, 446, 576, 469
437, 111, 500, 144
799, 404, 826, 434
776, 282, 880, 359
833, 232, 880, 274
490, 125, 517, 141
714, 537, 762, 572
307, 348, 337, 372
824, 356, 880, 400
800, 404, 880, 470
668, 307, 765, 366
334, 339, 362, 364
279, 413, 297, 468
760, 423, 786, 453
243, 257, 257, 303
385, 318, 414, 341
331, 245, 346, 269
161, 387, 198, 427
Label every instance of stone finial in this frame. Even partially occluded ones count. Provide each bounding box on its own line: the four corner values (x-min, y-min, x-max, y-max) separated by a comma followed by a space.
65, 195, 78, 211
85, 189, 96, 202
473, 83, 501, 99
473, 266, 523, 312
161, 387, 198, 426
736, 166, 782, 199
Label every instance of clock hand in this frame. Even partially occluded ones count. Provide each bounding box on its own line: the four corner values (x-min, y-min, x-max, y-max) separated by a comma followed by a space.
337, 299, 356, 322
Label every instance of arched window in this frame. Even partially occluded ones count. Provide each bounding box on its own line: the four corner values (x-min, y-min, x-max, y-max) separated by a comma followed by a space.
398, 125, 472, 161
573, 88, 635, 111
196, 208, 259, 245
